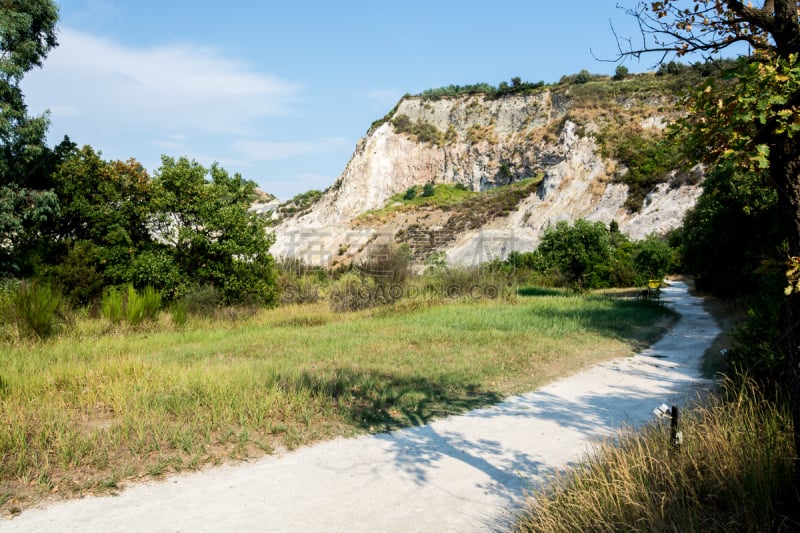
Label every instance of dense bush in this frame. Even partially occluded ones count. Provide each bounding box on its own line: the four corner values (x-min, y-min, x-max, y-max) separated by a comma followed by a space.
128, 247, 184, 300
151, 157, 278, 307
599, 129, 685, 212
497, 220, 675, 291
391, 115, 443, 145
418, 78, 545, 101
178, 284, 224, 317
359, 243, 411, 300
329, 272, 377, 312
538, 220, 613, 290
280, 275, 322, 305
38, 240, 104, 306
677, 164, 780, 298
633, 236, 675, 282
675, 163, 785, 383
274, 189, 324, 221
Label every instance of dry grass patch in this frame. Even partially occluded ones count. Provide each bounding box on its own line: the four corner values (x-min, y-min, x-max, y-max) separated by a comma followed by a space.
514, 379, 797, 532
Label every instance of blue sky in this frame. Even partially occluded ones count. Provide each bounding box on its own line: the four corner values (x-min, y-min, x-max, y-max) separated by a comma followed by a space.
22, 1, 677, 200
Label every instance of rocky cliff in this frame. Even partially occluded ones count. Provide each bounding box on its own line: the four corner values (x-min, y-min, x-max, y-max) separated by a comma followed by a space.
269, 76, 702, 268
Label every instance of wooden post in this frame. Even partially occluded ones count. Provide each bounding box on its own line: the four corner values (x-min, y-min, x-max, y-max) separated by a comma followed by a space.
670, 405, 681, 448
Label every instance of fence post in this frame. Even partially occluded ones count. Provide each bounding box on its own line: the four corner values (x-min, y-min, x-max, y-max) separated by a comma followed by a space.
670, 405, 682, 448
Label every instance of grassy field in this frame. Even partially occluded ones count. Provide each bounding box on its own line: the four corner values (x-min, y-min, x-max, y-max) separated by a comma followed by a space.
0, 292, 673, 514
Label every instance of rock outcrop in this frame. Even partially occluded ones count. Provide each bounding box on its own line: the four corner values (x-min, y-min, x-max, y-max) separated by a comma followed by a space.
269, 80, 701, 267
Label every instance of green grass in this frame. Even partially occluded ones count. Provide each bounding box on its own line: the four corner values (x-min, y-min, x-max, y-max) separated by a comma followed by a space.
0, 292, 673, 511
514, 378, 797, 532
359, 183, 478, 219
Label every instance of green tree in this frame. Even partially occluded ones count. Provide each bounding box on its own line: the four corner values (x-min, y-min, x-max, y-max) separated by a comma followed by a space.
632, 235, 674, 283
151, 156, 277, 305
619, 0, 800, 480
538, 219, 612, 290
422, 182, 435, 197
574, 69, 592, 84
679, 163, 780, 298
43, 145, 155, 303
0, 0, 60, 276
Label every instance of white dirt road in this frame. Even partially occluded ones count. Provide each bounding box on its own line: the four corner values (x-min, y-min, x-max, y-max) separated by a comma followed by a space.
1, 280, 720, 532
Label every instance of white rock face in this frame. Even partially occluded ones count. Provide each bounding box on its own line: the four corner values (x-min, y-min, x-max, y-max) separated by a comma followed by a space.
272, 90, 701, 267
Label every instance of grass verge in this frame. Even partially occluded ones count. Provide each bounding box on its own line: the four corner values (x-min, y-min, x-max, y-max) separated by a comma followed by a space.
513, 378, 797, 532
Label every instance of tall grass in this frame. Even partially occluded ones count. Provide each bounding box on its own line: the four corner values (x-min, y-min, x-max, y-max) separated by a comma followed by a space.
100, 287, 124, 323
125, 285, 162, 324
101, 285, 162, 325
514, 378, 797, 532
1, 280, 68, 339
0, 292, 672, 512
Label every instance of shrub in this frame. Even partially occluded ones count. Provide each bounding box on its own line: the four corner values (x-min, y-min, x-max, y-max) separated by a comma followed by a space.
329, 272, 377, 312
179, 284, 223, 317
128, 248, 184, 301
414, 122, 442, 144
632, 236, 675, 284
358, 243, 411, 305
2, 280, 68, 339
403, 186, 417, 200
657, 60, 686, 76
39, 240, 104, 306
538, 219, 613, 291
422, 182, 435, 197
599, 129, 684, 212
418, 79, 545, 100
391, 114, 413, 133
280, 275, 322, 305
391, 115, 443, 145
574, 69, 592, 84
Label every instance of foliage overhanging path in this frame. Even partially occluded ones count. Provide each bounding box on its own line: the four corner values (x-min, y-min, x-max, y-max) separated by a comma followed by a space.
2, 281, 720, 533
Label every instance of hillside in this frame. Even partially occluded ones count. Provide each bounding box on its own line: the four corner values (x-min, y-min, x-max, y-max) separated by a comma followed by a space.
267, 72, 706, 268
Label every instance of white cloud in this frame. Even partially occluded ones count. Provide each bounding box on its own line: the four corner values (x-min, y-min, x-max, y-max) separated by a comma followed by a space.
46, 104, 79, 118
233, 137, 349, 161
22, 27, 301, 136
364, 89, 403, 108
153, 134, 188, 152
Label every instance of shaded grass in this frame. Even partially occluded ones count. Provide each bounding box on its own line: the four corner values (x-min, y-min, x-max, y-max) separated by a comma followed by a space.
0, 292, 673, 512
514, 378, 797, 532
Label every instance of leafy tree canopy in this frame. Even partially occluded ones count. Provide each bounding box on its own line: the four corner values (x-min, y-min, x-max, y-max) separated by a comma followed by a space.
151, 156, 277, 305
0, 0, 60, 276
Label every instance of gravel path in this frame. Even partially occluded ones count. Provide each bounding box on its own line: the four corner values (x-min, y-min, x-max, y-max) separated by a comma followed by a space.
0, 280, 719, 533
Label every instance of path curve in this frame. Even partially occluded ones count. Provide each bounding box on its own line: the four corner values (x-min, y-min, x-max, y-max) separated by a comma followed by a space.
1, 280, 720, 532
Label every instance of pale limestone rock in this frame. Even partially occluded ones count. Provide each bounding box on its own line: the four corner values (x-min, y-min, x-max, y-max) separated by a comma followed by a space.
272, 90, 701, 267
